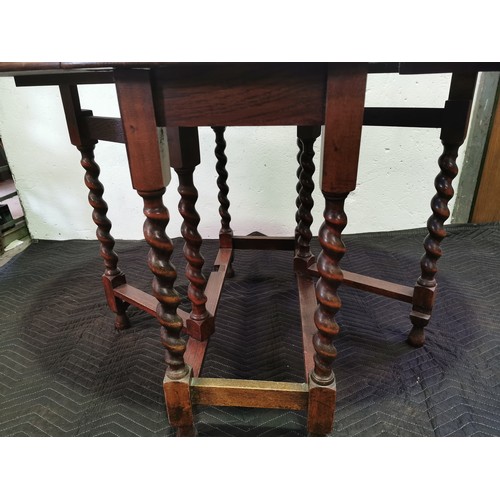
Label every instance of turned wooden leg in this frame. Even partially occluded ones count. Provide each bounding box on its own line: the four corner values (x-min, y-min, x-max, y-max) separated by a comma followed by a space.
114, 70, 198, 436
139, 188, 187, 378
408, 142, 459, 347
176, 164, 214, 340
306, 64, 367, 436
212, 126, 234, 277
78, 144, 129, 330
294, 126, 321, 272
294, 136, 304, 243
139, 188, 196, 435
59, 84, 129, 330
408, 74, 475, 347
307, 192, 348, 436
167, 126, 214, 341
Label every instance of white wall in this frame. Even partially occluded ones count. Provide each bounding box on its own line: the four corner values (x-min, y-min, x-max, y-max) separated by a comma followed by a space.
0, 71, 463, 241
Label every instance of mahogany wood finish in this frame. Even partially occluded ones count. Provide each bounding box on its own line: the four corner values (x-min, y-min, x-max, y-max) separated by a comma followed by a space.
163, 368, 197, 437
84, 116, 125, 144
295, 135, 304, 245
408, 72, 477, 347
311, 193, 347, 386
212, 127, 233, 245
114, 68, 195, 431
113, 283, 189, 324
307, 379, 337, 436
294, 126, 321, 272
212, 126, 235, 276
3, 62, 495, 437
169, 126, 214, 341
306, 65, 367, 434
308, 265, 415, 303
152, 63, 327, 127
114, 69, 168, 192
297, 274, 317, 380
14, 70, 115, 87
204, 248, 233, 315
139, 187, 188, 380
184, 338, 208, 378
59, 84, 129, 330
231, 235, 295, 251
320, 64, 368, 193
114, 69, 189, 385
79, 144, 130, 329
114, 283, 159, 317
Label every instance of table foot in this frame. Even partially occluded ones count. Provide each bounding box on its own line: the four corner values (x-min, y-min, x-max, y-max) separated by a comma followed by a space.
407, 327, 425, 348
407, 283, 435, 347
407, 312, 430, 347
163, 368, 195, 436
307, 375, 336, 436
114, 307, 131, 330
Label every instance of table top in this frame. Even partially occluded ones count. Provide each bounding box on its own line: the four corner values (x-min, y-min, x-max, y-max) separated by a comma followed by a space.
1, 61, 499, 78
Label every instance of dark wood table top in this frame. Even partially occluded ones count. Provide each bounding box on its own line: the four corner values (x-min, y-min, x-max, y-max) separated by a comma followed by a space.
0, 61, 499, 78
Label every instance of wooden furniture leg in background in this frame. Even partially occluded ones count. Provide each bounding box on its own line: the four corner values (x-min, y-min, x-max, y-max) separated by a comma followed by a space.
212, 126, 235, 277
408, 72, 476, 347
294, 125, 321, 272
168, 126, 215, 341
115, 68, 196, 436
59, 84, 130, 330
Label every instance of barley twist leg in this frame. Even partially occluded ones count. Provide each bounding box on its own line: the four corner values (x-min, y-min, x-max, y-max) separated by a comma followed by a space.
78, 144, 129, 329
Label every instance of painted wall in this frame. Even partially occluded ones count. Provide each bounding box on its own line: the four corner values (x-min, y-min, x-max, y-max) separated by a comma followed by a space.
0, 71, 463, 241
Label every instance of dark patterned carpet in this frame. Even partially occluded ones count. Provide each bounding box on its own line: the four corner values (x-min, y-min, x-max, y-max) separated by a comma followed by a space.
0, 223, 499, 436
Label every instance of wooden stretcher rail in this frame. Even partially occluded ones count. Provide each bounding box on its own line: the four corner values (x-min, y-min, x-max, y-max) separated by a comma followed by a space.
185, 338, 209, 378
113, 249, 231, 321
81, 108, 446, 147
297, 273, 317, 380
14, 70, 115, 86
113, 283, 189, 323
113, 283, 208, 377
307, 264, 414, 303
205, 248, 232, 315
84, 116, 125, 143
190, 378, 309, 410
363, 107, 444, 128
113, 283, 157, 316
231, 235, 296, 251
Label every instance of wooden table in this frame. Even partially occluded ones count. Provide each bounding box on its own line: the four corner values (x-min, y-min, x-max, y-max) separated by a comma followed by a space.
1, 62, 498, 436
